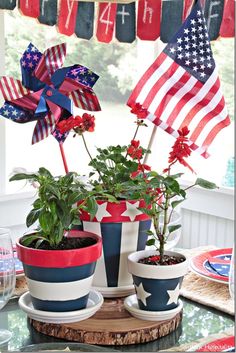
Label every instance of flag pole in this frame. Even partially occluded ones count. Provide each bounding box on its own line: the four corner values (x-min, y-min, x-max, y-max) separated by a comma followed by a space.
143, 125, 158, 164
59, 143, 69, 174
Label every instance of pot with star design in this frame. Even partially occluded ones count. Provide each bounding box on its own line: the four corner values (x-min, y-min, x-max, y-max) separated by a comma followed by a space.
79, 200, 152, 298
128, 249, 189, 311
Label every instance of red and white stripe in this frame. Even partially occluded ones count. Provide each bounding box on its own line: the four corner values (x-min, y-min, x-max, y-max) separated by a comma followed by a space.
0, 77, 30, 101
34, 43, 66, 83
45, 43, 66, 76
70, 88, 101, 112
32, 113, 55, 144
127, 52, 230, 158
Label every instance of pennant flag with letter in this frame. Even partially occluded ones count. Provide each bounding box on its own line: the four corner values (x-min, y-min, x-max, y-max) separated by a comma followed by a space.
127, 1, 231, 158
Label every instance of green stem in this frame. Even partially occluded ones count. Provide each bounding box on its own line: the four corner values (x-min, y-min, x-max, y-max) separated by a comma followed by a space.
125, 124, 140, 159
81, 134, 107, 189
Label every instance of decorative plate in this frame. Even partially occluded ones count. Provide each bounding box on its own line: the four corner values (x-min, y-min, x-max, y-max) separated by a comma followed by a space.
190, 248, 232, 284
14, 248, 24, 276
124, 294, 183, 321
19, 290, 103, 324
0, 248, 24, 277
190, 336, 235, 352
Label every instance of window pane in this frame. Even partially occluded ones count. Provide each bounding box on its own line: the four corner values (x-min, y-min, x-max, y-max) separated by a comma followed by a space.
2, 10, 234, 194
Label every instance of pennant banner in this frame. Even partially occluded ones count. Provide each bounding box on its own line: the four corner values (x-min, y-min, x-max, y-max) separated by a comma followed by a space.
203, 0, 225, 40
38, 0, 57, 26
137, 0, 161, 41
160, 0, 184, 43
115, 3, 136, 43
96, 3, 117, 43
19, 0, 40, 18
220, 0, 235, 38
75, 2, 94, 40
0, 0, 234, 43
57, 0, 78, 36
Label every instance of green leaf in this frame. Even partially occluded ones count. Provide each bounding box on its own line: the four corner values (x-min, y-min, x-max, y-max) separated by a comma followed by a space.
179, 189, 186, 198
9, 173, 37, 182
169, 173, 184, 179
21, 234, 45, 247
146, 230, 154, 236
168, 224, 181, 234
146, 238, 156, 246
86, 198, 98, 221
38, 167, 53, 178
195, 178, 218, 190
33, 199, 42, 209
26, 209, 41, 227
39, 212, 54, 233
45, 184, 60, 198
171, 199, 185, 209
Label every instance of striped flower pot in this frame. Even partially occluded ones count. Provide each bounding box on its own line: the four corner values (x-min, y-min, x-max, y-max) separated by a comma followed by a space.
16, 230, 102, 312
79, 200, 151, 298
128, 250, 189, 311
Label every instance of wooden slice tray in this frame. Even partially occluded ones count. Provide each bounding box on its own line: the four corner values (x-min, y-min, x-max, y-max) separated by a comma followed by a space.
30, 298, 183, 345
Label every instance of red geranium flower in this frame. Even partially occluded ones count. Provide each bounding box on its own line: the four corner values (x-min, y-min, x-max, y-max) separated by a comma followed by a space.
81, 113, 95, 132
130, 103, 148, 119
127, 140, 143, 160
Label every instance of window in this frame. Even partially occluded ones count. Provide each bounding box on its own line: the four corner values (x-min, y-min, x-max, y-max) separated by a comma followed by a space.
0, 9, 234, 196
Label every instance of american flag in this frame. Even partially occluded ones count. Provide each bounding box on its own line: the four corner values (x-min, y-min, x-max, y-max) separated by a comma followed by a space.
127, 2, 230, 158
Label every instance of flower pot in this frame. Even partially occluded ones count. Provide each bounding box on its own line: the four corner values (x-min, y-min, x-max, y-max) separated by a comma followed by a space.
16, 230, 102, 312
79, 200, 151, 297
128, 249, 189, 312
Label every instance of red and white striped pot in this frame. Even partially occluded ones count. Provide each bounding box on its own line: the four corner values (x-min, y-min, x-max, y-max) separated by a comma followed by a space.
79, 200, 151, 298
16, 230, 102, 312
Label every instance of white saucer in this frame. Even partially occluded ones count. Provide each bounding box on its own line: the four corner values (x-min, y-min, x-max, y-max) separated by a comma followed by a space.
19, 290, 103, 324
92, 284, 135, 298
124, 294, 183, 321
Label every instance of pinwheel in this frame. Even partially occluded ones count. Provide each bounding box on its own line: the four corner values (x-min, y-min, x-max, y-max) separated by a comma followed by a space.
0, 42, 101, 171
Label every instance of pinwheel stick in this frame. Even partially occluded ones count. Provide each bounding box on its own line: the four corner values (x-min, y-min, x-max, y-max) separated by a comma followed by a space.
59, 144, 69, 174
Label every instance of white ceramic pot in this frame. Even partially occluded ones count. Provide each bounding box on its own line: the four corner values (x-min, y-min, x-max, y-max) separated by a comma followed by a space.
128, 249, 189, 311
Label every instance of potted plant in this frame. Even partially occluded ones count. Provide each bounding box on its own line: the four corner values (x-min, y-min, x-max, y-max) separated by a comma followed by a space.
56, 110, 153, 297
10, 167, 102, 312
127, 126, 217, 312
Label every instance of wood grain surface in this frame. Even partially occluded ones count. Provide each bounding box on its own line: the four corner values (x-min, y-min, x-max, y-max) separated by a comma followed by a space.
30, 297, 183, 345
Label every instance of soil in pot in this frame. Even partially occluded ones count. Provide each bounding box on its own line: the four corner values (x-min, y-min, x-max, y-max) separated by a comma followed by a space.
138, 254, 185, 266
21, 237, 97, 250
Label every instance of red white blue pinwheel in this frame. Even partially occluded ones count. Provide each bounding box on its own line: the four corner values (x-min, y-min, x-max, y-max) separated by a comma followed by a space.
0, 43, 101, 144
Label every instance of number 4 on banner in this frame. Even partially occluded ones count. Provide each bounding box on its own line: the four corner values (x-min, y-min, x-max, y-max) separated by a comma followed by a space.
96, 3, 117, 43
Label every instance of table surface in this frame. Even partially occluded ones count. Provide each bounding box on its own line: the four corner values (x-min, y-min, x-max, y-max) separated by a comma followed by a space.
0, 296, 234, 352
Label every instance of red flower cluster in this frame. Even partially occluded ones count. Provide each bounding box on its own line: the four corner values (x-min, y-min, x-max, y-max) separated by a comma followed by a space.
165, 126, 195, 173
57, 114, 95, 134
131, 163, 151, 178
127, 140, 143, 160
130, 103, 148, 119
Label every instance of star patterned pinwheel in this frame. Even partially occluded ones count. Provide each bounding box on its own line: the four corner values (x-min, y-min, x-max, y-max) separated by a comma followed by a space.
0, 43, 101, 144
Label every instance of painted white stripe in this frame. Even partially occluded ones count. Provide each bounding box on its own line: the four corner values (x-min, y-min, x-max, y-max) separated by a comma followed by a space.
137, 56, 173, 104
172, 69, 219, 130
160, 75, 198, 122
188, 88, 224, 133
118, 222, 140, 287
148, 66, 186, 113
128, 250, 189, 279
195, 105, 228, 146
26, 275, 94, 301
82, 222, 107, 288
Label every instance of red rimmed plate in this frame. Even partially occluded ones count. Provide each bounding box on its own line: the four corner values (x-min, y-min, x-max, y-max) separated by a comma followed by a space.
190, 248, 232, 284
193, 336, 235, 352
